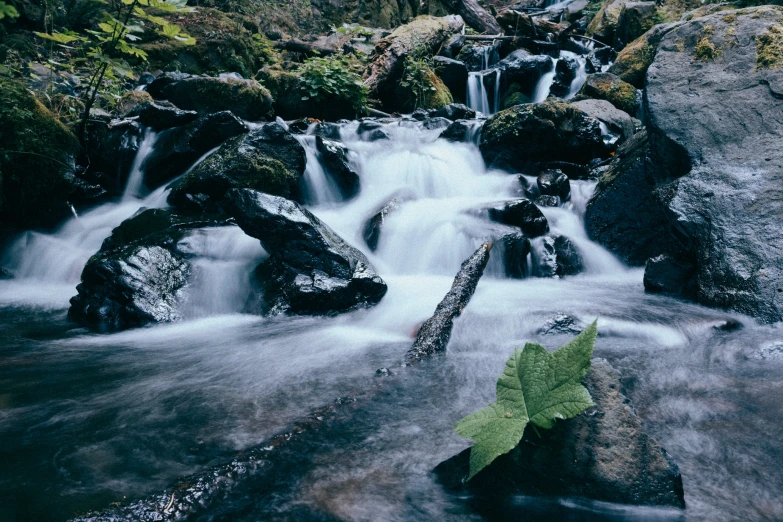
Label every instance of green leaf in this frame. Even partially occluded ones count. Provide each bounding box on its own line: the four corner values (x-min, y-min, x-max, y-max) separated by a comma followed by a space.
454, 320, 598, 481
34, 31, 85, 44
0, 1, 19, 19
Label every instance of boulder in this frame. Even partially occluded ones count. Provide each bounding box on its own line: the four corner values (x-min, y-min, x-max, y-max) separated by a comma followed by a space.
433, 56, 469, 102
572, 98, 636, 142
532, 235, 584, 277
123, 100, 199, 130
487, 199, 549, 238
84, 118, 142, 196
495, 49, 553, 95
155, 76, 273, 121
363, 15, 464, 110
535, 195, 560, 207
584, 46, 617, 74
586, 0, 629, 44
226, 189, 387, 315
142, 111, 247, 188
432, 103, 476, 120
421, 117, 452, 130
167, 122, 306, 212
608, 22, 682, 88
145, 71, 192, 98
406, 242, 492, 363
577, 72, 639, 115
537, 169, 570, 201
643, 6, 783, 322
439, 33, 466, 59
392, 63, 454, 112
616, 1, 658, 46
497, 231, 532, 279
479, 100, 606, 172
549, 54, 578, 98
439, 119, 479, 142
315, 136, 360, 200
537, 313, 586, 335
643, 254, 695, 296
457, 43, 500, 72
435, 358, 686, 508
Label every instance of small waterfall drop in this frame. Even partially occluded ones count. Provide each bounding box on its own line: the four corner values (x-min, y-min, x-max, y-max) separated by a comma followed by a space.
122, 129, 158, 201
295, 133, 343, 206
563, 51, 588, 98
533, 57, 558, 103
465, 45, 501, 116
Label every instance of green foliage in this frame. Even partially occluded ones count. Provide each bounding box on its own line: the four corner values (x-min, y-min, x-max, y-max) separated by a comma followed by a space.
0, 1, 19, 19
455, 321, 598, 480
252, 33, 278, 66
400, 57, 437, 110
298, 53, 367, 116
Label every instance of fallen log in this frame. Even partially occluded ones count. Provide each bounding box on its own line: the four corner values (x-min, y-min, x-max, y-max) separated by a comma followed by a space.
406, 242, 493, 363
273, 38, 337, 56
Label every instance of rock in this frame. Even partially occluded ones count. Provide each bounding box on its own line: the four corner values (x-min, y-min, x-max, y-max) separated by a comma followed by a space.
411, 108, 430, 121
167, 122, 306, 212
532, 235, 584, 277
479, 100, 606, 172
226, 189, 387, 315
643, 255, 695, 296
362, 194, 413, 250
553, 235, 583, 276
586, 0, 629, 44
535, 195, 561, 207
439, 33, 466, 59
156, 76, 273, 121
0, 80, 81, 230
124, 101, 199, 130
434, 358, 686, 508
145, 71, 193, 98
584, 46, 617, 74
392, 63, 454, 112
142, 111, 247, 188
577, 73, 639, 115
457, 43, 500, 72
498, 231, 532, 279
439, 119, 470, 142
363, 15, 464, 111
585, 130, 680, 265
421, 117, 452, 130
117, 90, 153, 116
487, 199, 549, 238
538, 313, 586, 335
432, 103, 476, 120
406, 242, 492, 363
443, 0, 502, 35
644, 6, 783, 322
549, 54, 578, 98
315, 136, 360, 199
495, 49, 553, 95
713, 318, 743, 332
84, 118, 142, 196
572, 98, 635, 142
608, 23, 681, 88
537, 169, 571, 201
433, 56, 468, 102
566, 0, 589, 21
616, 1, 658, 46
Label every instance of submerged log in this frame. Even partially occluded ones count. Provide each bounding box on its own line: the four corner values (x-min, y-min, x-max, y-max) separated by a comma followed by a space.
406, 242, 492, 363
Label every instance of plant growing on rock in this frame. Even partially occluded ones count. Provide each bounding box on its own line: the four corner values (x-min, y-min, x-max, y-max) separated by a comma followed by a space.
455, 321, 598, 480
298, 53, 367, 117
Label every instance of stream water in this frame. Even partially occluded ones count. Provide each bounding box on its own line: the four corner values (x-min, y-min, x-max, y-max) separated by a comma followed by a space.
1, 120, 782, 522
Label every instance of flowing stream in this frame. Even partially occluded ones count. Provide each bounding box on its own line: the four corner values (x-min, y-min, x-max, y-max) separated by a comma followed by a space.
1, 120, 782, 522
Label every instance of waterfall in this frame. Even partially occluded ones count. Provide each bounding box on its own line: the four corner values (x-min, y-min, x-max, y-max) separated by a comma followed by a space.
465, 45, 502, 116
563, 51, 588, 99
122, 128, 158, 201
295, 133, 343, 206
533, 58, 558, 103
467, 72, 491, 115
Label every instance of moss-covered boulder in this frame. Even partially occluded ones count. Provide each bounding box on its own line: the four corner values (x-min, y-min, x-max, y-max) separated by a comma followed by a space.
608, 22, 682, 87
157, 76, 273, 121
392, 64, 454, 112
167, 122, 306, 212
586, 0, 629, 44
479, 100, 607, 172
0, 81, 80, 229
577, 72, 639, 115
616, 1, 658, 45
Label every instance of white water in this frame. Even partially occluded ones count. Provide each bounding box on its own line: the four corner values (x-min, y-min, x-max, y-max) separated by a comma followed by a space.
122, 129, 158, 201
533, 57, 558, 103
562, 50, 588, 98
296, 133, 343, 206
465, 46, 501, 116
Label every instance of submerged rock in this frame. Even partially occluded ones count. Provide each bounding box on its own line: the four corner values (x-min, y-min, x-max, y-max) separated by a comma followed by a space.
406, 242, 492, 363
487, 199, 549, 238
363, 194, 412, 251
435, 358, 686, 508
497, 232, 532, 279
167, 122, 306, 212
432, 103, 476, 121
532, 235, 584, 277
227, 189, 387, 315
538, 313, 586, 335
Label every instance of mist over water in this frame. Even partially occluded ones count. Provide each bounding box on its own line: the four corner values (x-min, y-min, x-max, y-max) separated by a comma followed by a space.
1, 119, 782, 522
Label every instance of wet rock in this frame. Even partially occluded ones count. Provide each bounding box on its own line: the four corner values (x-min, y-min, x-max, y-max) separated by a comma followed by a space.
435, 358, 686, 508
538, 313, 586, 335
608, 22, 681, 88
124, 101, 199, 130
488, 199, 549, 238
85, 118, 142, 196
315, 136, 360, 200
616, 1, 658, 46
421, 117, 452, 130
578, 72, 639, 116
411, 108, 430, 121
532, 235, 584, 277
143, 111, 248, 188
549, 54, 578, 98
585, 46, 617, 74
643, 254, 695, 296
714, 318, 743, 332
145, 71, 192, 98
495, 49, 553, 94
362, 195, 412, 251
154, 76, 273, 121
363, 15, 464, 111
433, 56, 468, 102
586, 0, 630, 44
439, 33, 466, 59
406, 242, 492, 363
167, 122, 306, 212
498, 232, 532, 279
392, 64, 454, 112
572, 98, 635, 142
439, 119, 476, 142
535, 195, 561, 207
553, 235, 584, 276
457, 43, 500, 72
479, 100, 606, 172
227, 189, 387, 315
537, 169, 571, 201
432, 103, 476, 121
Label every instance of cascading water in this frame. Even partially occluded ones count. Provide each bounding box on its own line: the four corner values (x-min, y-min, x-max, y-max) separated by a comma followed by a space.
122, 128, 157, 201
533, 57, 558, 103
1, 118, 782, 522
466, 46, 501, 116
296, 132, 343, 206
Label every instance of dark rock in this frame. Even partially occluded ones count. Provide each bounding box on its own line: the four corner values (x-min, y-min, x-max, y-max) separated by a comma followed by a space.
457, 43, 500, 72
406, 242, 492, 363
578, 72, 639, 116
572, 98, 635, 142
714, 318, 743, 332
315, 136, 360, 199
363, 195, 412, 251
643, 254, 695, 296
145, 71, 192, 98
537, 169, 570, 201
479, 100, 606, 172
227, 189, 387, 315
535, 195, 561, 207
488, 199, 549, 238
433, 56, 468, 102
549, 54, 578, 98
167, 122, 306, 212
435, 358, 686, 508
125, 101, 199, 130
553, 235, 583, 276
156, 76, 273, 121
311, 122, 343, 140
585, 46, 617, 74
532, 235, 583, 277
287, 118, 314, 134
439, 119, 479, 143
537, 313, 586, 335
411, 108, 430, 121
421, 117, 452, 130
432, 103, 477, 120
495, 49, 554, 94
143, 111, 247, 189
542, 161, 591, 180
498, 232, 532, 279
138, 72, 156, 86
616, 1, 658, 46
375, 367, 394, 377
608, 22, 681, 88
84, 118, 142, 196
439, 33, 466, 59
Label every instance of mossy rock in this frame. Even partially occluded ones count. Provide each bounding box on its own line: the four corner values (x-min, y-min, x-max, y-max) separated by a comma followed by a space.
0, 80, 80, 229
501, 83, 532, 109
578, 73, 639, 115
608, 22, 682, 87
161, 76, 273, 121
587, 0, 628, 43
117, 90, 153, 116
392, 65, 454, 112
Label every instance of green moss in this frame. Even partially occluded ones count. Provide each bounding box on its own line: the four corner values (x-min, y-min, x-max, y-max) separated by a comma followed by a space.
756, 24, 783, 69
167, 77, 272, 121
0, 80, 79, 227
610, 41, 656, 88
723, 13, 737, 23
579, 73, 639, 115
394, 63, 453, 112
501, 83, 531, 110
117, 90, 153, 116
694, 26, 722, 61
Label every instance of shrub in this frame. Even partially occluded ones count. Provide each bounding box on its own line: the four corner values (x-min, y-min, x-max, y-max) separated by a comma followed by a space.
298, 53, 367, 117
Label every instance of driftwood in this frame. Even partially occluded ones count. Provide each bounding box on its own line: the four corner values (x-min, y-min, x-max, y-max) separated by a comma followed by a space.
273, 38, 337, 56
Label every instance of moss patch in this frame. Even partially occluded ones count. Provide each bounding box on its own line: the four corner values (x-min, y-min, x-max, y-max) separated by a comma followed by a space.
694, 26, 722, 61
578, 73, 639, 115
756, 24, 783, 69
118, 90, 153, 116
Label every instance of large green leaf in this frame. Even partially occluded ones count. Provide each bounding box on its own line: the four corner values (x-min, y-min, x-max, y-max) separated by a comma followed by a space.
454, 321, 597, 480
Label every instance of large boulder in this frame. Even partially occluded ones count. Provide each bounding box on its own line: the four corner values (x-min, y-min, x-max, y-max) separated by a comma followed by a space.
227, 189, 387, 315
435, 358, 686, 508
572, 98, 636, 142
433, 56, 469, 103
167, 122, 306, 212
479, 100, 606, 172
315, 137, 360, 200
487, 199, 550, 237
643, 6, 783, 322
577, 72, 639, 115
0, 81, 82, 230
362, 15, 464, 110
142, 111, 247, 188
153, 76, 273, 121
495, 49, 553, 97
586, 0, 629, 44
608, 22, 682, 88
616, 1, 658, 46
392, 63, 454, 111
